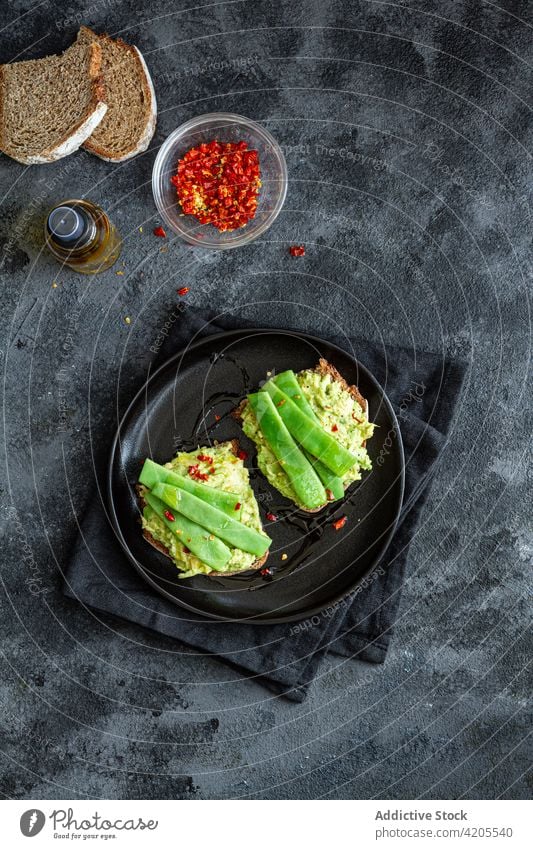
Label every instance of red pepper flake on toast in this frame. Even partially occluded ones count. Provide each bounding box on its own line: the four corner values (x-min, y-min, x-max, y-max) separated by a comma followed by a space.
187, 464, 209, 482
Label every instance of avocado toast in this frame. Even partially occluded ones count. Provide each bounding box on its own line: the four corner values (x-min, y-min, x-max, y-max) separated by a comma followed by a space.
237, 359, 375, 511
137, 440, 271, 578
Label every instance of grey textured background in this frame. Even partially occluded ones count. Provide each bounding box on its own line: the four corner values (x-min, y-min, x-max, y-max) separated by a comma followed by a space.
0, 0, 531, 800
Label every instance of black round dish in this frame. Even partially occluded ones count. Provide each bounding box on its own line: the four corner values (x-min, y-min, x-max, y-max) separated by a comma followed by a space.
108, 329, 405, 623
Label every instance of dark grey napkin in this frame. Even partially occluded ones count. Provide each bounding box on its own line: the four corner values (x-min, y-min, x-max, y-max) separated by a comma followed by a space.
63, 308, 466, 701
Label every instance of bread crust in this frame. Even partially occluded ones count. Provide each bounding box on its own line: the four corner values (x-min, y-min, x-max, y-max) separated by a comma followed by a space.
80, 29, 157, 161
0, 41, 107, 164
234, 359, 369, 512
138, 440, 268, 577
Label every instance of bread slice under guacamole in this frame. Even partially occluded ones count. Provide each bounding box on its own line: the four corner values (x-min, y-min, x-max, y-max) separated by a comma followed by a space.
236, 359, 375, 512
137, 440, 269, 579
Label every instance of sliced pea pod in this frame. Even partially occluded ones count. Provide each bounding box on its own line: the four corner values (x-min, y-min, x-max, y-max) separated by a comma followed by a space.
247, 391, 327, 510
151, 483, 271, 558
139, 458, 241, 518
262, 383, 357, 477
270, 371, 345, 500
143, 492, 232, 571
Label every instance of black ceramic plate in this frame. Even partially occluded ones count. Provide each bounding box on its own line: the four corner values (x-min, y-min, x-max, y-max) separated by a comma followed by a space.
108, 329, 405, 623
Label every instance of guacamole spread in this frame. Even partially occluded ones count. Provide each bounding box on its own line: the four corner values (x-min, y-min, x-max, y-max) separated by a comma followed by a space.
140, 442, 266, 578
241, 368, 375, 507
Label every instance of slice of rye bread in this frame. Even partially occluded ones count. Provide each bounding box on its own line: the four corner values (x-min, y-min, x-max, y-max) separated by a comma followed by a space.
0, 35, 107, 164
137, 439, 268, 577
77, 27, 156, 162
234, 358, 369, 513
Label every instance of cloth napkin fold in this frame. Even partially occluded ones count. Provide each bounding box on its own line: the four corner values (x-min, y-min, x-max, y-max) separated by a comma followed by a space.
63, 308, 466, 701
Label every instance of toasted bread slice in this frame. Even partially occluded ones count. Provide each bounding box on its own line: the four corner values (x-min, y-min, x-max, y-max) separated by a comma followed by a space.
77, 27, 156, 162
138, 439, 268, 577
236, 359, 372, 512
0, 34, 106, 164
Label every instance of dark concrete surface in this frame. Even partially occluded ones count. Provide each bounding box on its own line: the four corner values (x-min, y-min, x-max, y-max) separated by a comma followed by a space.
0, 0, 531, 800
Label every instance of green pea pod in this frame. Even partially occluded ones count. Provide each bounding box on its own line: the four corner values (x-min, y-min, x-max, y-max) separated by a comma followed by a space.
143, 493, 232, 571
262, 383, 357, 477
247, 391, 327, 510
270, 371, 345, 500
151, 483, 271, 558
139, 458, 241, 518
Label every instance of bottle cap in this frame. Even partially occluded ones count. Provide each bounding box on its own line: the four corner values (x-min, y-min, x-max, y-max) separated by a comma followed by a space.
46, 204, 96, 250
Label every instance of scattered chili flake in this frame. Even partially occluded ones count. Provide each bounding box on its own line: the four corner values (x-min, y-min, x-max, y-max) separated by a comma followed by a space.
214, 414, 221, 422
333, 516, 348, 531
197, 453, 213, 463
281, 553, 288, 561
289, 244, 305, 257
153, 226, 167, 238
188, 464, 209, 482
172, 139, 261, 232
331, 423, 339, 432
183, 546, 191, 554
177, 286, 190, 296
234, 502, 241, 511
326, 489, 335, 502
209, 466, 216, 474
265, 512, 278, 522
237, 449, 248, 461
260, 567, 273, 577
276, 399, 286, 407
163, 509, 175, 522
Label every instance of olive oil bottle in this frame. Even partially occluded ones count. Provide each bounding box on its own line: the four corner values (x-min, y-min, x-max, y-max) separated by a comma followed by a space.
44, 199, 122, 274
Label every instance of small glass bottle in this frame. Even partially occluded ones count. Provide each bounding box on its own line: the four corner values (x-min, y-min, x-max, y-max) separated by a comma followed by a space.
44, 199, 122, 274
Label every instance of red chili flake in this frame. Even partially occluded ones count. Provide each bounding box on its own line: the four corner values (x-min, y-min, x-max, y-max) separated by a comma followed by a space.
187, 464, 209, 482
265, 512, 278, 522
237, 449, 248, 461
173, 140, 261, 232
183, 546, 191, 554
289, 244, 305, 257
333, 516, 348, 531
153, 226, 167, 238
163, 509, 175, 522
234, 502, 242, 511
214, 414, 221, 422
326, 489, 335, 502
197, 453, 213, 463
260, 567, 273, 577
177, 286, 190, 296
209, 466, 216, 474
331, 423, 339, 432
